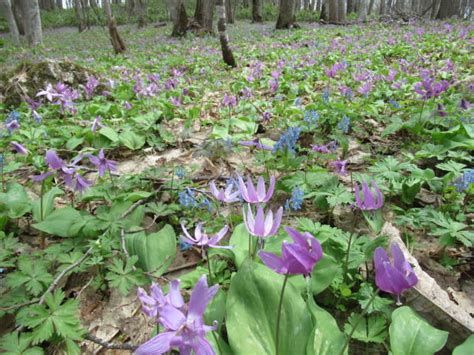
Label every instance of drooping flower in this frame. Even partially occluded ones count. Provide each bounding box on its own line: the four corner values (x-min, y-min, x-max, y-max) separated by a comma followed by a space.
243, 204, 283, 238
284, 187, 304, 211
259, 227, 323, 275
209, 180, 240, 203
135, 276, 218, 355
239, 138, 273, 151
178, 188, 198, 208
222, 94, 237, 108
354, 180, 384, 211
91, 116, 103, 132
330, 159, 348, 176
137, 280, 184, 319
10, 141, 28, 155
374, 243, 418, 305
88, 149, 117, 177
238, 175, 276, 204
73, 173, 92, 193
413, 78, 449, 100
272, 127, 301, 154
84, 76, 99, 99
452, 169, 474, 192
180, 223, 230, 249
6, 119, 20, 134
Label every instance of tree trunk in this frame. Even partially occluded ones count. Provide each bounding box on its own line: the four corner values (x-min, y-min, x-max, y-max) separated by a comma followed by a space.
328, 0, 337, 22
431, 0, 441, 18
336, 0, 345, 22
320, 0, 328, 19
74, 0, 86, 32
0, 0, 21, 45
56, 0, 62, 9
436, 0, 459, 18
380, 0, 386, 14
276, 0, 297, 28
194, 0, 214, 33
347, 0, 353, 13
103, 0, 126, 54
252, 0, 263, 22
226, 0, 234, 23
19, 0, 43, 46
216, 0, 236, 67
171, 0, 188, 36
136, 0, 147, 27
368, 0, 375, 14
358, 0, 369, 20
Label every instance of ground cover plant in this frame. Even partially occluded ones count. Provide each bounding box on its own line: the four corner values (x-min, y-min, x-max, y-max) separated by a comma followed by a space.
0, 5, 473, 355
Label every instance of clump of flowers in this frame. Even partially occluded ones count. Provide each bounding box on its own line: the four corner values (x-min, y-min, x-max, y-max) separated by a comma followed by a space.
304, 110, 319, 126
354, 180, 384, 233
413, 77, 450, 100
272, 127, 301, 155
337, 115, 350, 133
284, 187, 304, 211
452, 169, 474, 192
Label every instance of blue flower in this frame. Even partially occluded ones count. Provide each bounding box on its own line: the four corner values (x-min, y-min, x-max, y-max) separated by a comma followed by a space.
294, 97, 302, 107
337, 115, 350, 134
284, 187, 304, 211
179, 240, 193, 251
304, 110, 320, 126
453, 169, 474, 192
272, 127, 302, 155
6, 111, 20, 124
179, 188, 198, 208
200, 197, 213, 212
322, 88, 330, 103
389, 99, 401, 108
175, 167, 186, 179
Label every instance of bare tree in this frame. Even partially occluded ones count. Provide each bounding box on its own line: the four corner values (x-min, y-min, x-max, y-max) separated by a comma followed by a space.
19, 0, 43, 46
252, 0, 263, 22
216, 0, 236, 67
103, 0, 126, 53
276, 0, 297, 28
171, 0, 188, 36
0, 0, 21, 45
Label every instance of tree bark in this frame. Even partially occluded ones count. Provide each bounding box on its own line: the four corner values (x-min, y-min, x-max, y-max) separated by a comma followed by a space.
380, 0, 386, 14
436, 0, 460, 18
276, 0, 297, 28
194, 0, 214, 33
103, 0, 126, 53
136, 0, 147, 27
320, 0, 328, 20
216, 0, 236, 67
431, 0, 441, 18
328, 0, 338, 22
358, 0, 369, 20
74, 0, 86, 32
171, 0, 188, 36
336, 0, 345, 22
0, 0, 21, 45
56, 0, 62, 9
368, 0, 375, 14
251, 0, 263, 22
225, 0, 234, 23
19, 0, 43, 46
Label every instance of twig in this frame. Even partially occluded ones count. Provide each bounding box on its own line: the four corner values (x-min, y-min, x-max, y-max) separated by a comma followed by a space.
162, 260, 202, 275
84, 333, 138, 350
0, 299, 38, 312
38, 247, 93, 305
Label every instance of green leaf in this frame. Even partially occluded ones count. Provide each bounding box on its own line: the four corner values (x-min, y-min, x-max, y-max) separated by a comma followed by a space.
344, 313, 387, 343
401, 179, 421, 204
453, 335, 474, 355
125, 224, 176, 275
5, 257, 53, 296
0, 183, 31, 219
32, 187, 64, 222
105, 256, 147, 295
389, 306, 448, 355
0, 332, 44, 355
306, 297, 346, 355
229, 223, 255, 268
311, 254, 339, 295
119, 131, 146, 150
66, 137, 84, 150
226, 261, 312, 355
33, 207, 83, 237
99, 127, 119, 142
204, 289, 227, 326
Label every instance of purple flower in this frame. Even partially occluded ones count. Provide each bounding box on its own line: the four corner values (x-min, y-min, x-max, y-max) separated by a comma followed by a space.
88, 149, 117, 177
170, 97, 181, 107
222, 94, 237, 108
238, 175, 276, 204
209, 181, 240, 203
330, 159, 348, 175
357, 81, 373, 96
84, 76, 99, 99
259, 227, 323, 275
243, 204, 283, 238
124, 101, 133, 110
136, 276, 218, 355
10, 141, 28, 155
239, 138, 273, 151
91, 116, 103, 132
354, 180, 384, 210
137, 280, 184, 319
262, 111, 272, 122
436, 104, 447, 117
374, 243, 418, 304
6, 119, 20, 133
45, 150, 66, 170
413, 78, 449, 99
180, 223, 230, 249
73, 173, 92, 193
36, 83, 58, 102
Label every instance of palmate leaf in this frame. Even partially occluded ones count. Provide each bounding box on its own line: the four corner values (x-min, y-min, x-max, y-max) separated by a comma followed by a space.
5, 257, 53, 296
105, 256, 147, 295
0, 332, 44, 355
16, 291, 84, 345
344, 313, 388, 343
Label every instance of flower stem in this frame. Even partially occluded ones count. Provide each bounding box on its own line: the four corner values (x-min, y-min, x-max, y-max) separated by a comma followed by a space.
206, 249, 214, 284
275, 273, 289, 355
338, 290, 378, 355
39, 179, 45, 249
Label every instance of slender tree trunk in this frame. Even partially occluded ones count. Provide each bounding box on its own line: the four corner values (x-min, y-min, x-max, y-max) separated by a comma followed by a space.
0, 0, 21, 45
328, 0, 337, 22
358, 0, 369, 20
368, 0, 375, 14
74, 0, 86, 32
194, 0, 214, 33
171, 0, 188, 36
226, 0, 234, 23
337, 0, 345, 22
252, 0, 263, 22
56, 0, 62, 8
19, 0, 43, 46
320, 0, 328, 19
136, 0, 147, 27
216, 0, 236, 67
380, 0, 386, 14
276, 0, 297, 28
347, 0, 353, 13
103, 0, 126, 53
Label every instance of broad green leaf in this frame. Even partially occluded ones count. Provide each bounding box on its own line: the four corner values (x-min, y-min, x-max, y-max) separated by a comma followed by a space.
125, 224, 176, 275
119, 131, 145, 150
0, 183, 31, 219
229, 223, 255, 268
390, 306, 448, 355
344, 313, 387, 343
32, 187, 64, 222
453, 335, 474, 355
226, 261, 312, 355
33, 207, 83, 237
0, 332, 44, 355
99, 127, 119, 142
311, 254, 339, 295
204, 289, 227, 326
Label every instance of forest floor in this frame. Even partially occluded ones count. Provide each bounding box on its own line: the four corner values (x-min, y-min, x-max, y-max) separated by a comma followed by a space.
0, 20, 473, 354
